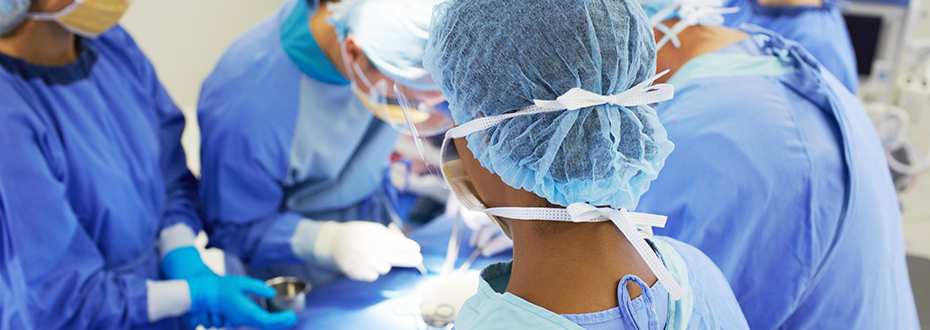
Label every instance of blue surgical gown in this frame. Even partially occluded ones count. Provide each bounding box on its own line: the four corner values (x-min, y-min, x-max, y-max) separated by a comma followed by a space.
198, 0, 399, 284
0, 26, 200, 329
636, 27, 918, 329
456, 237, 749, 329
722, 0, 858, 93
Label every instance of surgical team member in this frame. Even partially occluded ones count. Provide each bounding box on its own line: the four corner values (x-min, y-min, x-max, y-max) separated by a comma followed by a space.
632, 0, 919, 328
417, 0, 749, 328
198, 0, 444, 285
0, 0, 296, 329
721, 0, 858, 93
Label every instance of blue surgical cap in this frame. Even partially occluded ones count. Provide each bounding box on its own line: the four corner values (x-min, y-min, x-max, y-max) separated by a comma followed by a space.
0, 0, 29, 35
424, 0, 675, 210
328, 0, 442, 90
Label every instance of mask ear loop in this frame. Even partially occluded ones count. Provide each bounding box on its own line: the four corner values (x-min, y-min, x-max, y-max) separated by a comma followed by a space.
26, 1, 79, 21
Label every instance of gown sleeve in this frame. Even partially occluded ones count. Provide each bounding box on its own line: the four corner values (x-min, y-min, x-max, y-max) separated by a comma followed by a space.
143, 49, 203, 239
197, 77, 321, 268
0, 101, 152, 329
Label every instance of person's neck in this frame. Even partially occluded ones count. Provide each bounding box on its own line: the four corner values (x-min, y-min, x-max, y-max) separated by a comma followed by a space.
504, 219, 658, 314
654, 19, 749, 84
309, 4, 348, 78
0, 20, 77, 66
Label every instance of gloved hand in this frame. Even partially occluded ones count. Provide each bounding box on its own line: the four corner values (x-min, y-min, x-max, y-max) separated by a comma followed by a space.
161, 246, 215, 281
187, 275, 298, 330
314, 221, 423, 282
445, 196, 513, 257
161, 246, 220, 329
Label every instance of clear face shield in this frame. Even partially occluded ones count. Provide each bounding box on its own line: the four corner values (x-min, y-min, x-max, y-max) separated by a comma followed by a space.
392, 67, 508, 242
342, 46, 452, 137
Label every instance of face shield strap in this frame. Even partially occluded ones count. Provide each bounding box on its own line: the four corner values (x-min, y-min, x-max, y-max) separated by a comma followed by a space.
27, 1, 81, 21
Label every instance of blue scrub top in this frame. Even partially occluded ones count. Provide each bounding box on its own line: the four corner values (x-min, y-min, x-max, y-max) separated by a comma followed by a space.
0, 26, 199, 329
722, 0, 858, 93
197, 0, 400, 277
636, 27, 918, 329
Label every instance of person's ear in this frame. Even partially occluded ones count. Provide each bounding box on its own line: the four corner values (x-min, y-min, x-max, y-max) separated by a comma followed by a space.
343, 36, 371, 70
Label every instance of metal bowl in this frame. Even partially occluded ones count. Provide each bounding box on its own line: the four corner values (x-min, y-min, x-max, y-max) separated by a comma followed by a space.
263, 276, 312, 313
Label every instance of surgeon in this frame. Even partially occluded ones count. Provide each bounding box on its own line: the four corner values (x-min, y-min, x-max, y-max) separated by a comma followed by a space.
0, 0, 296, 329
198, 0, 446, 285
631, 0, 919, 328
414, 0, 749, 328
721, 0, 858, 93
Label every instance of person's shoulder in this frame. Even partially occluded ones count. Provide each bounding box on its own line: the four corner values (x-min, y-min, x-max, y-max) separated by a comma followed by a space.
87, 25, 163, 90
662, 75, 810, 140
0, 75, 38, 119
92, 25, 148, 67
456, 296, 579, 330
652, 236, 716, 267
651, 236, 750, 329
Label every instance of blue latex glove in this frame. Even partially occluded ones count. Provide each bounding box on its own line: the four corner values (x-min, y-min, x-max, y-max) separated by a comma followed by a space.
188, 275, 298, 330
162, 246, 215, 280
161, 246, 221, 328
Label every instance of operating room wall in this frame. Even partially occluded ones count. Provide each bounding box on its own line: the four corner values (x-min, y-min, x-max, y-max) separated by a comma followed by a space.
120, 0, 288, 177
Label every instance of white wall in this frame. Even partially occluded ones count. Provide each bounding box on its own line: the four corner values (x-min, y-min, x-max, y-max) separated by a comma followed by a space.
120, 0, 287, 176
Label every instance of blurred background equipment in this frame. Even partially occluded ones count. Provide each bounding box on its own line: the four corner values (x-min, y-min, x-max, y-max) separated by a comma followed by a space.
846, 0, 930, 326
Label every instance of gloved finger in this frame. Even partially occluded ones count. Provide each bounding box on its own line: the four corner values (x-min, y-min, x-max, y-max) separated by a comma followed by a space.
381, 250, 423, 267
479, 234, 514, 257
348, 267, 380, 282
387, 222, 406, 237
260, 311, 299, 330
382, 234, 421, 253
372, 258, 393, 275
229, 275, 278, 298
228, 295, 297, 330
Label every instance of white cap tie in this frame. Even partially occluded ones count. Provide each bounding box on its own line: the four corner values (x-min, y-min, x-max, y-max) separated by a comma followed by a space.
533, 70, 674, 110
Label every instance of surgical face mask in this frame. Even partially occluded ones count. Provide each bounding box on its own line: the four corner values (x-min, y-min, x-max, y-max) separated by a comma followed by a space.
649, 1, 738, 50
423, 70, 688, 301
343, 43, 452, 136
27, 0, 130, 38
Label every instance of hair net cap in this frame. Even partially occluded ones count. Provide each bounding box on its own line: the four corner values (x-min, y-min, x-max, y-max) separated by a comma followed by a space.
0, 0, 30, 35
327, 0, 442, 90
425, 0, 675, 210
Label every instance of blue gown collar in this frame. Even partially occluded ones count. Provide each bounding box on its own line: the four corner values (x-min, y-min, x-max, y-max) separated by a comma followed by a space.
0, 37, 97, 85
280, 0, 350, 86
743, 25, 833, 110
